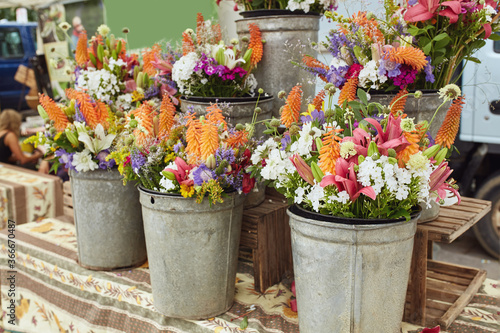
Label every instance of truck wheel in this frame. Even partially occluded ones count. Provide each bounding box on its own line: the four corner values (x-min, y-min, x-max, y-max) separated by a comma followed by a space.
473, 172, 500, 259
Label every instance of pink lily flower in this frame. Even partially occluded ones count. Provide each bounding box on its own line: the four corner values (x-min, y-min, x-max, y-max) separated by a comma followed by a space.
404, 0, 464, 24
152, 53, 173, 76
320, 159, 377, 202
364, 114, 410, 155
164, 157, 194, 187
429, 161, 461, 204
290, 154, 315, 186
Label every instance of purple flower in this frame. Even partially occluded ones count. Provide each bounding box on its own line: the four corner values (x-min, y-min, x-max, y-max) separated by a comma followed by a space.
215, 147, 236, 166
301, 109, 325, 125
96, 149, 116, 169
281, 133, 291, 151
55, 149, 76, 172
74, 104, 86, 123
131, 149, 146, 172
423, 56, 435, 83
408, 0, 418, 5
326, 65, 349, 88
379, 58, 401, 78
193, 164, 216, 186
144, 85, 160, 99
173, 142, 183, 153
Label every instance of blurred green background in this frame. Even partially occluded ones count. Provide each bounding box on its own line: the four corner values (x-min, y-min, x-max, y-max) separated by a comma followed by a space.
104, 0, 217, 49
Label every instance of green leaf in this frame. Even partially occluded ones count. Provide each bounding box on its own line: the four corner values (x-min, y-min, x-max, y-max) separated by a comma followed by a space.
489, 33, 500, 41
434, 38, 451, 50
464, 56, 481, 63
407, 26, 419, 36
240, 316, 248, 330
357, 88, 368, 105
263, 129, 274, 134
422, 42, 432, 55
433, 32, 450, 41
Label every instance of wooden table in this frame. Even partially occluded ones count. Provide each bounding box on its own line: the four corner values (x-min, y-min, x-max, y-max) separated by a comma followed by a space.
404, 197, 491, 328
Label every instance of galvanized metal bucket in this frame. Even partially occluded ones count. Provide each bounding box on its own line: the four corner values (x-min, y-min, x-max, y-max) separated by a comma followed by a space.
180, 95, 274, 139
287, 205, 418, 333
368, 91, 451, 139
236, 12, 320, 117
69, 169, 147, 270
138, 187, 245, 319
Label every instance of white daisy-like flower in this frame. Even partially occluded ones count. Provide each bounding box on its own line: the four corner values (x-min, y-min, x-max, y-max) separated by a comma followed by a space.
72, 149, 98, 172
172, 52, 200, 94
307, 183, 325, 212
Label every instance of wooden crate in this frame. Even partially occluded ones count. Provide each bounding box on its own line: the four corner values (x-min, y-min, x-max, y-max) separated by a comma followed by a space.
240, 194, 293, 293
62, 181, 74, 223
405, 260, 487, 328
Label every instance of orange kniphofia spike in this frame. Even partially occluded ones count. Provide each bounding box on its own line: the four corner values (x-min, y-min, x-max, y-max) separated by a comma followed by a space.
182, 32, 195, 55
390, 88, 408, 117
248, 23, 263, 65
75, 31, 89, 67
338, 77, 358, 106
133, 104, 154, 146
196, 13, 205, 45
319, 128, 342, 175
225, 130, 248, 148
158, 94, 176, 139
185, 113, 202, 164
312, 90, 326, 112
206, 104, 227, 130
435, 96, 465, 149
302, 55, 329, 83
384, 46, 427, 71
281, 85, 302, 128
66, 89, 99, 129
200, 122, 219, 160
142, 44, 162, 77
39, 94, 69, 132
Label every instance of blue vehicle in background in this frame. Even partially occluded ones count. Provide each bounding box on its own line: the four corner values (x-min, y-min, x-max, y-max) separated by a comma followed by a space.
0, 21, 37, 110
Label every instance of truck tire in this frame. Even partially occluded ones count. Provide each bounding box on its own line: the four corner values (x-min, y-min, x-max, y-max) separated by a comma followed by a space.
473, 172, 500, 259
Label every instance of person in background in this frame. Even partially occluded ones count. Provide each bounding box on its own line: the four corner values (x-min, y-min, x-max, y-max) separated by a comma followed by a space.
0, 109, 45, 169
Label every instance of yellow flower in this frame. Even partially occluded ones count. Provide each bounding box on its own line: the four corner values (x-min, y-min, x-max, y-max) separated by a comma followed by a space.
407, 152, 430, 172
131, 90, 144, 102
301, 104, 316, 117
164, 152, 176, 163
54, 132, 62, 141
400, 118, 416, 132
180, 184, 195, 198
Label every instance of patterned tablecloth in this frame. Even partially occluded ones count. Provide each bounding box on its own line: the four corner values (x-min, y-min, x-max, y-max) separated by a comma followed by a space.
0, 163, 63, 229
0, 218, 498, 333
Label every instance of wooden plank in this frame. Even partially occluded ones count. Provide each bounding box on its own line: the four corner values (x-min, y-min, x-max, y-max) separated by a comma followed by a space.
63, 193, 73, 207
427, 271, 471, 286
426, 299, 451, 311
63, 181, 72, 194
438, 269, 487, 329
427, 278, 467, 294
428, 260, 479, 279
427, 288, 460, 303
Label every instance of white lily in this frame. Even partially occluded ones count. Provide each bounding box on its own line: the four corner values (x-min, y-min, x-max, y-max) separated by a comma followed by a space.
224, 49, 245, 70
77, 123, 116, 154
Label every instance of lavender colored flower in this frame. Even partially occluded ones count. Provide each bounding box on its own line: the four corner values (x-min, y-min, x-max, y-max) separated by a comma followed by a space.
173, 142, 183, 153
328, 32, 351, 58
74, 104, 86, 123
215, 147, 236, 165
423, 56, 435, 83
193, 164, 216, 186
130, 149, 147, 172
144, 85, 160, 99
55, 149, 76, 172
281, 133, 291, 151
301, 109, 325, 126
96, 149, 116, 169
326, 65, 349, 88
408, 0, 418, 5
379, 58, 401, 78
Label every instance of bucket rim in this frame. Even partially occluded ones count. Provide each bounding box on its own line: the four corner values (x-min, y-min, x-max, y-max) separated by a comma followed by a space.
238, 9, 321, 18
288, 204, 421, 226
180, 94, 274, 104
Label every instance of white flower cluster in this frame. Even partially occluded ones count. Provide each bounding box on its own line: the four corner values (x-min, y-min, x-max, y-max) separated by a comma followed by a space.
358, 60, 387, 90
159, 161, 178, 192
172, 52, 200, 95
287, 0, 336, 12
76, 58, 126, 102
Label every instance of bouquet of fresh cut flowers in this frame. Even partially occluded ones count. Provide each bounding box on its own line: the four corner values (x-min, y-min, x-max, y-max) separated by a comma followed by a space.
172, 13, 264, 97
403, 0, 500, 88
301, 0, 500, 95
109, 94, 258, 204
26, 26, 175, 173
248, 83, 462, 219
226, 0, 338, 14
300, 6, 431, 101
